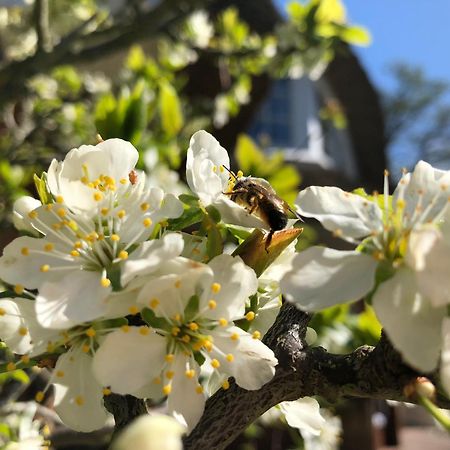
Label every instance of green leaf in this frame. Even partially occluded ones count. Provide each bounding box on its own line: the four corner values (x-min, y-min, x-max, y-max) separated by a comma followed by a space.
184, 295, 199, 322
159, 81, 183, 137
358, 305, 382, 344
95, 93, 119, 139
179, 194, 199, 207
122, 80, 148, 145
235, 134, 265, 174
340, 26, 372, 46
33, 172, 51, 204
205, 205, 221, 224
0, 423, 11, 438
167, 207, 204, 231
127, 45, 146, 71
141, 308, 171, 330
193, 351, 205, 367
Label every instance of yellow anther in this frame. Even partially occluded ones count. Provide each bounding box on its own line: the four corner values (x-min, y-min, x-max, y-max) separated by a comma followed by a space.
45, 204, 53, 211
222, 380, 230, 390
184, 369, 195, 378
211, 359, 220, 369
140, 202, 150, 211
188, 322, 199, 331
139, 326, 150, 336
14, 284, 24, 295
110, 234, 120, 242
128, 305, 140, 315
171, 327, 180, 336
230, 332, 240, 341
101, 278, 111, 287
219, 166, 225, 173
163, 384, 172, 395
174, 280, 181, 288
85, 328, 96, 338
218, 318, 228, 327
196, 385, 204, 395
149, 298, 160, 309
75, 395, 85, 406
18, 327, 28, 336
208, 300, 217, 309
226, 353, 234, 362
102, 387, 112, 396
245, 311, 255, 321
70, 250, 80, 257
143, 218, 153, 228
93, 192, 103, 202
236, 170, 244, 178
181, 335, 191, 343
153, 377, 162, 384
166, 370, 175, 379
20, 355, 30, 364
40, 264, 50, 273
21, 247, 29, 256
119, 178, 128, 185
73, 241, 82, 249
0, 308, 5, 316
118, 250, 128, 260
213, 165, 217, 172
173, 314, 181, 322
117, 209, 126, 219
44, 243, 54, 252
80, 176, 89, 184
121, 325, 130, 333
101, 207, 109, 216
203, 339, 213, 352
82, 344, 90, 353
252, 331, 261, 340
56, 370, 65, 378
6, 362, 16, 371
396, 199, 406, 209
211, 282, 221, 293
55, 195, 64, 204
57, 208, 66, 218
165, 354, 175, 363
28, 210, 38, 219
35, 391, 45, 402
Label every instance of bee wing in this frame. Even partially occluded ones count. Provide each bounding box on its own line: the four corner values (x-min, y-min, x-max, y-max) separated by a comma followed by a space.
248, 177, 277, 195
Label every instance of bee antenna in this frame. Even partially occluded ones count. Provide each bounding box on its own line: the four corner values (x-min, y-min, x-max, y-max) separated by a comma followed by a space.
221, 165, 237, 180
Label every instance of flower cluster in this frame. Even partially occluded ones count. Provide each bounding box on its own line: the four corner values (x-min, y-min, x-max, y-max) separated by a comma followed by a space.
281, 161, 450, 392
0, 135, 279, 433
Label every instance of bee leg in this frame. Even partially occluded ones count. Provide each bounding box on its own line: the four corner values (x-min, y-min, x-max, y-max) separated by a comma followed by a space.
265, 230, 274, 252
222, 189, 247, 195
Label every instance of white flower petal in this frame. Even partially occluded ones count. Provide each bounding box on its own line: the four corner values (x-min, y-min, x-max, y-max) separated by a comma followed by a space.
408, 228, 450, 307
209, 326, 277, 390
281, 247, 377, 311
112, 415, 185, 450
52, 349, 111, 432
36, 270, 111, 329
202, 254, 258, 321
0, 298, 35, 354
373, 269, 445, 372
167, 354, 205, 433
0, 236, 72, 289
440, 317, 450, 396
279, 397, 325, 436
213, 195, 267, 229
296, 186, 383, 239
12, 196, 41, 234
93, 327, 166, 394
186, 130, 229, 204
395, 160, 450, 226
121, 233, 184, 286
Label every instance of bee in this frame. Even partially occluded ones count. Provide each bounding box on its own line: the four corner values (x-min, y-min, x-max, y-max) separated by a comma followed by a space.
222, 167, 302, 248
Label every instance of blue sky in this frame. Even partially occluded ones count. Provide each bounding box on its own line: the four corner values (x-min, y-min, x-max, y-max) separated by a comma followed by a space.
274, 0, 450, 171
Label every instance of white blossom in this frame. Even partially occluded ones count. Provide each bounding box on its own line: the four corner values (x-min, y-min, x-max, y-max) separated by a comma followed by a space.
93, 254, 277, 431
281, 161, 450, 372
186, 130, 266, 228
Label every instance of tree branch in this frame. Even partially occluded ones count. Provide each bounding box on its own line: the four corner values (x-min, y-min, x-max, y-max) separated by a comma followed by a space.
0, 0, 214, 106
183, 304, 450, 449
33, 0, 52, 53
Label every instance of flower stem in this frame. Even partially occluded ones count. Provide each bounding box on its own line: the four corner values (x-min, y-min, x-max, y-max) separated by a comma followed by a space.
418, 395, 450, 432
